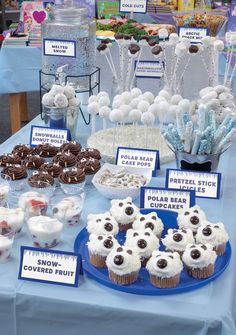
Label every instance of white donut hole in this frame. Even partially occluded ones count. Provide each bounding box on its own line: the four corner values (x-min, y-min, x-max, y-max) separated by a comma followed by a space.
214, 85, 229, 94
201, 91, 218, 103
63, 85, 76, 99
205, 99, 220, 109
50, 84, 64, 96
147, 104, 159, 116
42, 93, 55, 107
154, 96, 166, 104
88, 95, 98, 104
121, 91, 132, 104
68, 97, 80, 107
87, 102, 99, 115
178, 99, 191, 112
54, 93, 68, 108
158, 100, 170, 114
143, 91, 155, 104
113, 94, 122, 101
137, 100, 150, 113
199, 86, 214, 98
131, 87, 142, 98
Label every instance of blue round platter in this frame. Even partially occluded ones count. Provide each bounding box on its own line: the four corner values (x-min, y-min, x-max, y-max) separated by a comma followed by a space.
74, 209, 231, 295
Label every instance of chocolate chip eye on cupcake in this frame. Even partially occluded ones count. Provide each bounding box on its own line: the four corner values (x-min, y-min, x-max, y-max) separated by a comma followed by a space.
28, 171, 55, 188
34, 143, 58, 159
23, 155, 46, 173
77, 157, 101, 183
53, 151, 76, 168
76, 148, 101, 161
0, 154, 21, 168
59, 167, 86, 194
1, 164, 28, 191
59, 141, 82, 156
12, 144, 33, 159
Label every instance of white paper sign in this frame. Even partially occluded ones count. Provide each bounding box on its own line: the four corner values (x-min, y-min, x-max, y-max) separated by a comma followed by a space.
178, 27, 208, 43
43, 39, 76, 57
135, 61, 163, 78
30, 126, 69, 147
19, 247, 80, 287
119, 0, 147, 13
140, 187, 195, 211
166, 169, 221, 199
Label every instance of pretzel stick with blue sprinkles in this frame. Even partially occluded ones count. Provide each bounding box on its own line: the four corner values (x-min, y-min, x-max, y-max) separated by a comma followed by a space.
191, 130, 202, 155
198, 139, 208, 155
176, 109, 186, 140
184, 121, 193, 153
212, 126, 226, 154
215, 128, 236, 154
171, 127, 184, 151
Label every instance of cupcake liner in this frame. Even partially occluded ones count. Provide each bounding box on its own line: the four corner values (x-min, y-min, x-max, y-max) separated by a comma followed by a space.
150, 274, 180, 288
214, 243, 226, 256
186, 264, 214, 279
119, 222, 133, 231
89, 253, 107, 268
109, 270, 139, 285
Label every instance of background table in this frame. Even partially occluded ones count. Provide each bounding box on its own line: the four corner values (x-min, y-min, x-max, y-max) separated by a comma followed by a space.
0, 115, 236, 335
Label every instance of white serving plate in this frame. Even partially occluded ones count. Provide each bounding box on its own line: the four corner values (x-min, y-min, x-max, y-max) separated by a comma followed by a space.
92, 163, 152, 200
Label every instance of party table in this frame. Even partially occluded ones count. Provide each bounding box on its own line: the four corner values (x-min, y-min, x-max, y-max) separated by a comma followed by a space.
0, 115, 236, 335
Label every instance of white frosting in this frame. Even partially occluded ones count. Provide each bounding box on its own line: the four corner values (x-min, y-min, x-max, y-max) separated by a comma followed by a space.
146, 251, 183, 278
52, 196, 83, 224
106, 246, 141, 275
125, 228, 159, 258
87, 212, 119, 236
18, 191, 48, 216
196, 222, 229, 247
0, 235, 13, 263
162, 228, 194, 252
87, 234, 119, 257
110, 197, 139, 225
132, 212, 164, 237
0, 207, 24, 232
177, 205, 207, 233
182, 243, 217, 268
0, 185, 9, 200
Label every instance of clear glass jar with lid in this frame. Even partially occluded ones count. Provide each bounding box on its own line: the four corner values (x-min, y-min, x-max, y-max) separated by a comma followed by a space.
41, 2, 96, 90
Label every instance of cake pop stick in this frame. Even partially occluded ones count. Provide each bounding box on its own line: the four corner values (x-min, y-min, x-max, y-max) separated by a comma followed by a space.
171, 43, 187, 94
87, 102, 99, 134
141, 112, 155, 148
129, 109, 142, 141
97, 43, 118, 81
125, 43, 140, 91
115, 33, 125, 93
109, 109, 124, 153
129, 40, 149, 90
191, 131, 202, 155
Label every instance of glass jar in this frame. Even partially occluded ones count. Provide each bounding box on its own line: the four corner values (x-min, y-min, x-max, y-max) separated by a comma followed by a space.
42, 5, 96, 91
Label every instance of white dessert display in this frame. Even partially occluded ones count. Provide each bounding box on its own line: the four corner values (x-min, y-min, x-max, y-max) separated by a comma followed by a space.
177, 205, 207, 234
0, 235, 14, 263
52, 195, 84, 226
0, 207, 24, 235
27, 216, 63, 248
132, 212, 164, 238
87, 212, 119, 236
18, 191, 49, 218
110, 196, 139, 231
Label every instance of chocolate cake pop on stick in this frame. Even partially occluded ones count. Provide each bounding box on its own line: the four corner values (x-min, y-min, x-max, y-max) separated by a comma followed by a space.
97, 43, 119, 84
101, 38, 117, 79
126, 43, 140, 91
115, 33, 125, 93
171, 42, 187, 93
87, 102, 99, 134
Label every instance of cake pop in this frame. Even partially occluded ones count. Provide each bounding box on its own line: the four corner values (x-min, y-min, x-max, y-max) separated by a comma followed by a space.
137, 100, 150, 113
143, 92, 154, 104
99, 106, 111, 130
98, 96, 110, 107
131, 88, 142, 98
88, 101, 99, 134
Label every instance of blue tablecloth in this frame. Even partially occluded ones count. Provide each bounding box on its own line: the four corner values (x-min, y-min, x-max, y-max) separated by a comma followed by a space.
0, 115, 236, 335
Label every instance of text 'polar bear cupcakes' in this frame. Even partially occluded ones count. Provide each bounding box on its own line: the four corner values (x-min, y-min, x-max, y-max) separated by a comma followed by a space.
177, 205, 207, 235
162, 228, 194, 256
87, 234, 119, 268
87, 212, 119, 236
110, 196, 139, 231
106, 246, 141, 285
146, 251, 183, 288
132, 212, 164, 238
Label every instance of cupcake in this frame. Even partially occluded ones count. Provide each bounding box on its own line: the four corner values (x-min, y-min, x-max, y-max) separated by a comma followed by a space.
12, 144, 33, 159
35, 143, 58, 158
196, 222, 229, 256
28, 171, 54, 187
23, 155, 46, 172
132, 212, 164, 238
182, 243, 217, 279
87, 233, 119, 267
146, 251, 183, 288
27, 215, 63, 248
0, 207, 24, 235
77, 148, 101, 161
0, 154, 21, 167
0, 235, 14, 263
106, 246, 141, 285
110, 196, 139, 231
53, 151, 76, 168
77, 157, 101, 183
177, 205, 207, 235
162, 228, 194, 256
18, 191, 49, 217
59, 167, 85, 194
52, 196, 84, 226
60, 141, 82, 156
1, 164, 27, 191
125, 228, 159, 266
39, 162, 63, 178
87, 212, 119, 236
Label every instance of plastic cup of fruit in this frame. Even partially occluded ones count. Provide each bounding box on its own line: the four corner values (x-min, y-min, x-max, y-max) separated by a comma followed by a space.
0, 175, 10, 207
0, 230, 14, 263
27, 180, 56, 199
0, 206, 24, 237
1, 172, 27, 192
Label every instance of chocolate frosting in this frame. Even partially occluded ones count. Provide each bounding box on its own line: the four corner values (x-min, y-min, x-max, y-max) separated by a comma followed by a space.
148, 40, 158, 47
39, 162, 63, 178
152, 45, 163, 56
114, 33, 124, 40
12, 144, 33, 159
77, 148, 101, 161
123, 34, 131, 41
101, 38, 113, 45
140, 35, 149, 42
189, 45, 199, 53
0, 154, 21, 167
2, 164, 27, 180
23, 155, 45, 169
128, 43, 140, 54
59, 141, 82, 156
97, 43, 107, 52
35, 144, 58, 157
53, 152, 76, 168
59, 168, 85, 184
28, 171, 54, 187
77, 158, 101, 175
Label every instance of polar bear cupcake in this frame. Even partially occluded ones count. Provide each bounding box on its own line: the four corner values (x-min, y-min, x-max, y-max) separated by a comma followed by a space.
110, 197, 139, 231
87, 234, 119, 267
52, 196, 84, 226
182, 243, 217, 279
177, 205, 207, 235
87, 212, 119, 236
132, 212, 164, 238
106, 246, 141, 285
196, 222, 229, 256
146, 251, 183, 288
125, 228, 159, 266
162, 228, 194, 256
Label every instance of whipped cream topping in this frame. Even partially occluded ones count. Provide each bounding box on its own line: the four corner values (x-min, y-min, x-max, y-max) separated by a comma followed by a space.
196, 222, 229, 247
0, 207, 24, 231
0, 235, 13, 249
106, 246, 141, 275
28, 216, 63, 234
162, 228, 194, 252
125, 228, 159, 258
53, 196, 83, 222
87, 233, 119, 257
177, 205, 207, 233
146, 250, 183, 278
133, 212, 164, 237
182, 243, 217, 268
87, 212, 119, 236
110, 196, 139, 225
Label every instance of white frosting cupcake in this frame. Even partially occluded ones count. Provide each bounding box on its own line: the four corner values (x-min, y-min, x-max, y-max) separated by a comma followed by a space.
106, 246, 141, 285
177, 205, 207, 234
18, 191, 48, 217
0, 235, 13, 263
87, 212, 119, 236
110, 196, 139, 231
52, 196, 83, 226
162, 228, 194, 254
132, 212, 164, 238
125, 228, 159, 265
196, 222, 229, 255
0, 207, 24, 235
182, 243, 217, 278
27, 216, 63, 248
